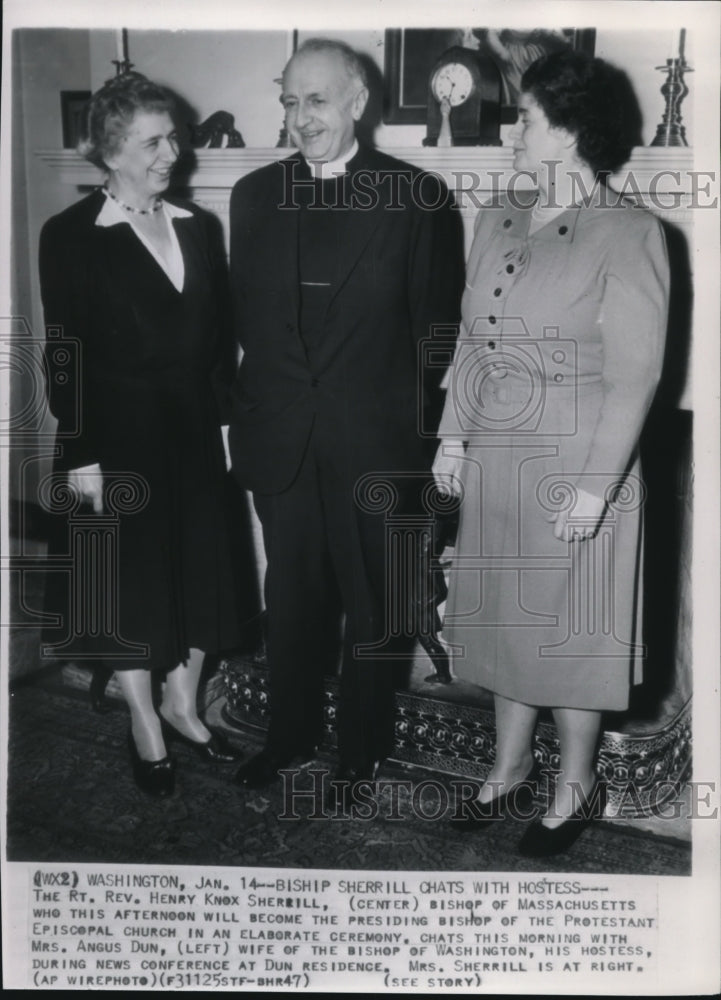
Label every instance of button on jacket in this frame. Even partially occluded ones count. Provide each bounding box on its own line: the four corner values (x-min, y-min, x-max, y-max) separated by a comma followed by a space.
438, 192, 669, 711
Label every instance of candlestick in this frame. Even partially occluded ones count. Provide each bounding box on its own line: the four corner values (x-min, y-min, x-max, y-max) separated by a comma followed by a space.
650, 31, 692, 147
112, 28, 134, 76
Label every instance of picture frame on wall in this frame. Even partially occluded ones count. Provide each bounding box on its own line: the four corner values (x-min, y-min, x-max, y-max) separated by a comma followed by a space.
383, 27, 597, 126
60, 90, 91, 148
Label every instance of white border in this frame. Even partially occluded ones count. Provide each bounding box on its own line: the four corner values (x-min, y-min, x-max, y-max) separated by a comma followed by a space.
2, 1, 719, 994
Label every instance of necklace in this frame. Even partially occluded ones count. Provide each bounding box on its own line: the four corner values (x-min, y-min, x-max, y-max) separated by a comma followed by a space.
103, 185, 163, 215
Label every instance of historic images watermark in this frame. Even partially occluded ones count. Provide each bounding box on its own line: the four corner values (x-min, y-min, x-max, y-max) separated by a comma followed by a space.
276, 159, 718, 213
277, 769, 717, 823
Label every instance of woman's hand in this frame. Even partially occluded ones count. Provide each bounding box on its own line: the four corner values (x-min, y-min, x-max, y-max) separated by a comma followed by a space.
68, 463, 104, 514
550, 487, 606, 542
432, 440, 465, 496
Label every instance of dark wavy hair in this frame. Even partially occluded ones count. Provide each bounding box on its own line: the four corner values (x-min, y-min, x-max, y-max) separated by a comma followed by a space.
78, 71, 174, 170
521, 51, 641, 177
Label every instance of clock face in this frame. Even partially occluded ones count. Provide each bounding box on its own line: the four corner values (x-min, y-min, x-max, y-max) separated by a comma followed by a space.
431, 62, 474, 106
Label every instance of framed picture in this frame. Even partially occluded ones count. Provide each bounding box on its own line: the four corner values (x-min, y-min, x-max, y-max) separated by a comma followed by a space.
384, 28, 596, 126
60, 90, 90, 148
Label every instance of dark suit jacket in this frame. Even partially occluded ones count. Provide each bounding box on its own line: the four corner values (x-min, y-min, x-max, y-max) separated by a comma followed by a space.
39, 188, 234, 473
228, 144, 464, 495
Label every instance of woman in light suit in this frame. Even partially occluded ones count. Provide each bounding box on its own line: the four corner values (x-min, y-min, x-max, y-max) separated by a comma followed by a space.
40, 73, 242, 796
434, 51, 669, 856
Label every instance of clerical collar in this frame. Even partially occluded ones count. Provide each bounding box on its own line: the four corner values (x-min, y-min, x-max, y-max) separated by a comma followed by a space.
307, 139, 359, 180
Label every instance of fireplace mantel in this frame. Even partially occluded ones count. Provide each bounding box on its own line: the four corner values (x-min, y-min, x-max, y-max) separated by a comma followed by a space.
36, 145, 696, 241
35, 144, 694, 190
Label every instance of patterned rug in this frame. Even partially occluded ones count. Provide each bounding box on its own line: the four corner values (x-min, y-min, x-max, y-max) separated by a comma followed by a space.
7, 681, 690, 875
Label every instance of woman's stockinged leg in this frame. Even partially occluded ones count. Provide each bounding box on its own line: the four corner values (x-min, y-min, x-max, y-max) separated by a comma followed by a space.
116, 668, 166, 761
545, 706, 602, 828
478, 694, 539, 804
160, 648, 211, 743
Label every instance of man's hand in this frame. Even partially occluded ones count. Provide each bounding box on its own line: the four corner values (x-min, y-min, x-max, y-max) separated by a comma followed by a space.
68, 463, 103, 514
432, 440, 465, 497
549, 486, 606, 542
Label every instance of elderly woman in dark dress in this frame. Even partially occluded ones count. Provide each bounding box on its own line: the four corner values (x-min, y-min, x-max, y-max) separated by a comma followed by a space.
40, 73, 242, 796
434, 52, 669, 855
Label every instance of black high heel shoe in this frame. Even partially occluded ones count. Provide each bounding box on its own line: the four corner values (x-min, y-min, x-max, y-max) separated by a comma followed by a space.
127, 731, 175, 797
159, 714, 242, 763
450, 758, 542, 830
517, 781, 607, 857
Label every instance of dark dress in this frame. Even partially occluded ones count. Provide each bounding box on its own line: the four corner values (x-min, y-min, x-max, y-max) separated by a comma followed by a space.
39, 189, 241, 671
